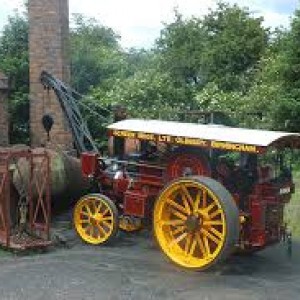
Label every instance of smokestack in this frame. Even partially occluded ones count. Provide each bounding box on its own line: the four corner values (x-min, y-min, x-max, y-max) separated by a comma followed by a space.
28, 0, 73, 150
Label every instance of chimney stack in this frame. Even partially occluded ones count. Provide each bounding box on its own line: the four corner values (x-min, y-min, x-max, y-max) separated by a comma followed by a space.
29, 0, 73, 150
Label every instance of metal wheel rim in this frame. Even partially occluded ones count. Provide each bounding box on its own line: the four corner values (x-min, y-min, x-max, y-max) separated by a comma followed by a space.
74, 196, 115, 244
154, 179, 227, 269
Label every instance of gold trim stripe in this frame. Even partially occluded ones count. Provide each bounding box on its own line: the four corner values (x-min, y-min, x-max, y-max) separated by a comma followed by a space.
110, 129, 262, 153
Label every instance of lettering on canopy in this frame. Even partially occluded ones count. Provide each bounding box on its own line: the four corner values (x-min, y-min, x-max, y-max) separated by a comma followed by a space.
110, 129, 261, 153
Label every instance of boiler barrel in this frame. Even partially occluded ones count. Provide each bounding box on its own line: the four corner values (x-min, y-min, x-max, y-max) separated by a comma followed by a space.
13, 148, 88, 206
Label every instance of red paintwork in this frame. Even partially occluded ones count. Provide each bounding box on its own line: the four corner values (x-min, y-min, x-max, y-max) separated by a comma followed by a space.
80, 151, 293, 252
81, 152, 99, 177
124, 191, 148, 217
166, 153, 211, 180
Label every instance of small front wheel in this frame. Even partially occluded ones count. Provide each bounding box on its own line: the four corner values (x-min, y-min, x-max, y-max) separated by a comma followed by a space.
73, 194, 119, 245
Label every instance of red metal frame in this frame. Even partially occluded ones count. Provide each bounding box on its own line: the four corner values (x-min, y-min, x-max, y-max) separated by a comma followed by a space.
29, 152, 51, 239
0, 150, 51, 250
0, 152, 11, 247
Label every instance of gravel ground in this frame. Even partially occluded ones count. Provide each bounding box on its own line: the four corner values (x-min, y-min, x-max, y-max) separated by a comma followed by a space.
0, 223, 299, 300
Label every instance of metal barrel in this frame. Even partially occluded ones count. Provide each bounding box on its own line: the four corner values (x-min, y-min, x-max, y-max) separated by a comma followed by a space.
13, 148, 88, 206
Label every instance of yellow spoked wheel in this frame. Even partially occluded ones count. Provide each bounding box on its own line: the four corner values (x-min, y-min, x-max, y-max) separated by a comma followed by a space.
154, 176, 239, 271
73, 194, 119, 245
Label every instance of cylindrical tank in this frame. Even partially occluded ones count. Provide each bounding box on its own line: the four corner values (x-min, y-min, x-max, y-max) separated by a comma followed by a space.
13, 148, 89, 208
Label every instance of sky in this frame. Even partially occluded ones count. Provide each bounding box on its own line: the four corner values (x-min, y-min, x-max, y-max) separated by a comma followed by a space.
0, 0, 298, 49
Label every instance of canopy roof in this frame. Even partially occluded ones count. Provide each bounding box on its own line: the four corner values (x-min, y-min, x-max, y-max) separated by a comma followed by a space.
108, 119, 300, 154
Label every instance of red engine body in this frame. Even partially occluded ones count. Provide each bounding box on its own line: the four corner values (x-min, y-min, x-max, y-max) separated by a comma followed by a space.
80, 149, 294, 252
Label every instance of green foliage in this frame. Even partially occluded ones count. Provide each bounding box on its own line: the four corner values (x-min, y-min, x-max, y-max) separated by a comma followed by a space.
282, 8, 300, 92
91, 68, 194, 120
0, 0, 300, 147
70, 14, 126, 94
201, 2, 268, 91
238, 51, 286, 129
195, 83, 242, 113
157, 11, 206, 85
157, 3, 268, 92
0, 12, 29, 144
273, 7, 300, 132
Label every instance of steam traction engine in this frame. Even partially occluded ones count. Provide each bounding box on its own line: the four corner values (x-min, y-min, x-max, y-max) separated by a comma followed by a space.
40, 68, 299, 270
73, 119, 300, 271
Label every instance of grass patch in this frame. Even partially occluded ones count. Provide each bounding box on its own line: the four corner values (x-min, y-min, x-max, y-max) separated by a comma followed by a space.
285, 170, 300, 238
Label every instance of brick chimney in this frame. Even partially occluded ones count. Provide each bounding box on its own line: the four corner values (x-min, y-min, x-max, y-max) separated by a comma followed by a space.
0, 71, 9, 147
28, 0, 73, 150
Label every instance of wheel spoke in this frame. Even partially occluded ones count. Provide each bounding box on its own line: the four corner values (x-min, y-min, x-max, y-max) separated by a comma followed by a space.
84, 204, 93, 216
102, 208, 110, 216
171, 209, 188, 221
204, 220, 223, 226
91, 201, 97, 214
184, 234, 192, 255
209, 227, 223, 240
203, 236, 211, 256
201, 228, 221, 245
85, 224, 93, 235
79, 219, 89, 226
193, 191, 201, 212
169, 232, 188, 248
166, 198, 189, 215
171, 225, 186, 236
209, 209, 222, 219
202, 190, 207, 208
92, 226, 100, 238
182, 194, 192, 214
96, 201, 103, 214
188, 237, 197, 256
97, 224, 107, 237
205, 202, 216, 213
195, 233, 206, 256
101, 216, 113, 222
180, 185, 194, 208
80, 211, 90, 217
88, 225, 95, 237
101, 220, 112, 229
161, 219, 185, 226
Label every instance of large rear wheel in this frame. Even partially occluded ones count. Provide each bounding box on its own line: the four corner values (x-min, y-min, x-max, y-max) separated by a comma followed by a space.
73, 194, 119, 245
153, 176, 239, 271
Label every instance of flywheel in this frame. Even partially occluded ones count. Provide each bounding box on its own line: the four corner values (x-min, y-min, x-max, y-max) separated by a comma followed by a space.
166, 153, 211, 181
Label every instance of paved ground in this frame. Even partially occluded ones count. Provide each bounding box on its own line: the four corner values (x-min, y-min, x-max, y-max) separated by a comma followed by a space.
0, 222, 299, 300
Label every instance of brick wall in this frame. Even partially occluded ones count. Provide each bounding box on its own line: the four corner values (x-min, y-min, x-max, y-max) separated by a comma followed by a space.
0, 72, 9, 146
29, 0, 73, 150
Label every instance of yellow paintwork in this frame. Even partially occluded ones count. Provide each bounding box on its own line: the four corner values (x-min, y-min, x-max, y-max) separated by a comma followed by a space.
153, 179, 226, 270
74, 195, 115, 244
119, 216, 143, 232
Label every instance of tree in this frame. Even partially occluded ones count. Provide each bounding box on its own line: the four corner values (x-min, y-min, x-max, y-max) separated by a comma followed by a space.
156, 11, 206, 85
282, 8, 300, 93
268, 8, 300, 132
70, 14, 127, 94
91, 68, 194, 120
156, 3, 268, 92
201, 2, 268, 91
0, 12, 29, 144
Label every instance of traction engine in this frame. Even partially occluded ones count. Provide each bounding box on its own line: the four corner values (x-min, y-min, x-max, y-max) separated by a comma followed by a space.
40, 71, 298, 271
76, 137, 295, 270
